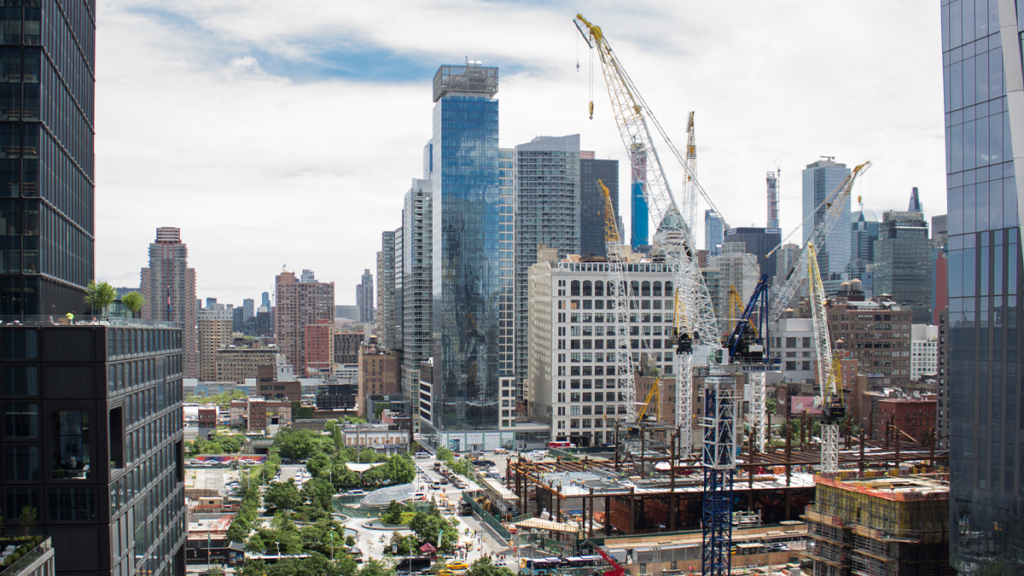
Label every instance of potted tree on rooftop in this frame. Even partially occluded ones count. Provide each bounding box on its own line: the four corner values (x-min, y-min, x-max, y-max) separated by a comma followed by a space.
83, 281, 116, 318
121, 292, 144, 318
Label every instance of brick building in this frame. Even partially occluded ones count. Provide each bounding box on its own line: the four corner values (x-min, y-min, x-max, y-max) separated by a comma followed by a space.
304, 320, 335, 376
275, 270, 335, 377
357, 338, 400, 413
877, 397, 937, 445
214, 348, 281, 384
334, 331, 364, 364
230, 398, 292, 432
827, 290, 912, 388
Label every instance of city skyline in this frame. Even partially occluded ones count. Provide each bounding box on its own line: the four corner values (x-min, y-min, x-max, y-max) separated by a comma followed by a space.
94, 2, 945, 306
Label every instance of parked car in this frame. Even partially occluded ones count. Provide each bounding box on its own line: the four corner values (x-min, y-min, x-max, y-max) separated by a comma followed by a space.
447, 561, 469, 570
414, 451, 430, 459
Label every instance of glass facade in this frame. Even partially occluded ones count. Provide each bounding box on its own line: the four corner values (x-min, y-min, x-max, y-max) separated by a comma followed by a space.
941, 1, 1024, 574
802, 160, 851, 292
402, 180, 432, 427
580, 158, 619, 259
0, 1, 95, 316
0, 324, 186, 575
428, 64, 509, 433
705, 209, 724, 256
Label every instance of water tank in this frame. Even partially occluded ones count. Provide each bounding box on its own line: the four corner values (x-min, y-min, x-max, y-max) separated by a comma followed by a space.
850, 278, 863, 292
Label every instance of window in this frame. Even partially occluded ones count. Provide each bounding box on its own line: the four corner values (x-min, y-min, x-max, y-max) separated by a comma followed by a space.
4, 403, 37, 438
52, 411, 90, 480
2, 330, 36, 358
48, 488, 95, 521
4, 445, 38, 481
4, 488, 38, 520
2, 366, 36, 395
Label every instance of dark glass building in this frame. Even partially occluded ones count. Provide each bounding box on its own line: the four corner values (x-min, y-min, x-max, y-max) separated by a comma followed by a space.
424, 63, 508, 440
723, 227, 781, 281
579, 157, 619, 259
0, 321, 186, 575
0, 1, 95, 315
940, 1, 1023, 574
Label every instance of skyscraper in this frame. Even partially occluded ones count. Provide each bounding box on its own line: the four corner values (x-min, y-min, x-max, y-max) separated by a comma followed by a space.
0, 1, 95, 316
377, 231, 397, 349
802, 159, 851, 293
941, 2, 1023, 573
704, 209, 724, 256
579, 154, 619, 259
261, 291, 270, 309
198, 305, 232, 382
514, 134, 580, 398
423, 62, 511, 445
908, 186, 923, 212
394, 224, 404, 354
402, 179, 432, 428
850, 209, 879, 297
766, 169, 780, 229
722, 227, 781, 281
140, 227, 198, 378
630, 143, 649, 250
242, 297, 254, 321
275, 269, 334, 377
873, 208, 932, 323
357, 269, 373, 323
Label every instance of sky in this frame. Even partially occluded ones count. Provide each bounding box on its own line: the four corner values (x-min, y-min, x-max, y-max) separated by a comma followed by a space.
95, 1, 946, 307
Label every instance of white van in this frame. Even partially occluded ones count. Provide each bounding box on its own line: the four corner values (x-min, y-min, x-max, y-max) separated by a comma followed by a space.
432, 480, 441, 489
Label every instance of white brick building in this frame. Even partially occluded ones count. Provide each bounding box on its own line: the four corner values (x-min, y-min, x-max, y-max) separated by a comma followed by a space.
910, 324, 938, 380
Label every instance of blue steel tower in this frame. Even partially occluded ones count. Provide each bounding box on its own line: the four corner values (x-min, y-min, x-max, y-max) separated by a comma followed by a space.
423, 63, 510, 447
630, 142, 649, 249
941, 2, 1023, 575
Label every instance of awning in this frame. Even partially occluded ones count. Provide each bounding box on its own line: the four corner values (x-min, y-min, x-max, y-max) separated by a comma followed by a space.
514, 517, 580, 534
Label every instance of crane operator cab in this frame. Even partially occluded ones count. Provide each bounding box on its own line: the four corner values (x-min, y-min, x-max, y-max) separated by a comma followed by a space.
730, 322, 765, 363
674, 329, 698, 355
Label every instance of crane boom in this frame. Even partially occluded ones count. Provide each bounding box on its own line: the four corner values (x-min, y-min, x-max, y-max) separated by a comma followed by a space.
599, 179, 638, 421
575, 14, 719, 346
808, 242, 844, 474
768, 162, 871, 323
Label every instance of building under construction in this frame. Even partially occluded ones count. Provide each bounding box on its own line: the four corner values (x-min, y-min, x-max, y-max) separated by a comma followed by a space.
804, 474, 950, 576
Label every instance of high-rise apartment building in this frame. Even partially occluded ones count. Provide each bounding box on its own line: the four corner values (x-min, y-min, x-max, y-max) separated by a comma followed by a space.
377, 231, 397, 350
910, 324, 938, 381
422, 62, 510, 442
304, 320, 335, 376
357, 269, 374, 324
630, 144, 649, 250
0, 2, 95, 316
826, 294, 911, 388
873, 208, 932, 324
704, 209, 724, 256
802, 159, 851, 293
0, 322, 187, 573
513, 135, 581, 399
140, 228, 198, 379
941, 2, 1024, 573
242, 298, 254, 321
401, 180, 432, 426
393, 225, 404, 354
197, 306, 232, 382
850, 209, 879, 298
274, 269, 334, 377
579, 155, 619, 259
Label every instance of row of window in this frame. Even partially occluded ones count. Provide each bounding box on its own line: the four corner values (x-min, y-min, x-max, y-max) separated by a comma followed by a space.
555, 416, 624, 430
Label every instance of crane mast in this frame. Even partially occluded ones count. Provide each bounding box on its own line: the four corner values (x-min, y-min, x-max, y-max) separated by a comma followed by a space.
808, 243, 843, 474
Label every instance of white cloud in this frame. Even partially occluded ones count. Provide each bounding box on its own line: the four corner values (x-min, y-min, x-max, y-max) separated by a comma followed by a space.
95, 0, 946, 305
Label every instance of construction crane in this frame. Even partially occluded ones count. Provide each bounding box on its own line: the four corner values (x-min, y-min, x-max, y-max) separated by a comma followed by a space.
598, 179, 638, 421
575, 16, 735, 576
807, 243, 845, 474
635, 377, 661, 423
670, 286, 696, 456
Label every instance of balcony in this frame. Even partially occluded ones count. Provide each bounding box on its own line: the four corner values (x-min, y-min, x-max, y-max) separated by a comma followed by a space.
0, 536, 53, 575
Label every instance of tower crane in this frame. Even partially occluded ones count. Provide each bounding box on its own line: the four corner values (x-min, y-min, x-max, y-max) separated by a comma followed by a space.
575, 16, 736, 576
807, 243, 845, 474
598, 179, 639, 421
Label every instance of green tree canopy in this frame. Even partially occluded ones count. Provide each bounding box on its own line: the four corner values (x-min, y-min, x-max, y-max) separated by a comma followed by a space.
83, 281, 116, 315
467, 558, 515, 576
383, 454, 416, 484
121, 292, 144, 316
264, 480, 302, 511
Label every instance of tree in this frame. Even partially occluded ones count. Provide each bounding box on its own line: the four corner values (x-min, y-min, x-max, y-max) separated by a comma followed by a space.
121, 292, 144, 317
302, 477, 335, 511
18, 506, 35, 536
409, 511, 458, 552
380, 500, 412, 525
274, 428, 328, 461
384, 454, 416, 485
264, 480, 302, 511
245, 533, 265, 553
226, 516, 250, 543
359, 558, 396, 576
766, 396, 778, 415
467, 558, 515, 576
83, 280, 116, 315
332, 461, 360, 490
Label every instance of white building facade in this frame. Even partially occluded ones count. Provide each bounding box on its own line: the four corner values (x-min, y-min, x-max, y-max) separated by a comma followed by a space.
528, 257, 678, 446
910, 324, 938, 381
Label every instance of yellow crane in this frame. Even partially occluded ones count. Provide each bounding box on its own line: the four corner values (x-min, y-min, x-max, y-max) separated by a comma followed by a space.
808, 242, 844, 473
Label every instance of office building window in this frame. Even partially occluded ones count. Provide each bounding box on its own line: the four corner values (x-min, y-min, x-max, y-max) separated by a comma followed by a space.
48, 488, 95, 520
2, 366, 36, 395
52, 411, 89, 479
3, 445, 37, 481
4, 402, 37, 437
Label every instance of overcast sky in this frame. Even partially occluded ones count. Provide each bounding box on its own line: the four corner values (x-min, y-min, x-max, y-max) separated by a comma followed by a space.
95, 1, 945, 307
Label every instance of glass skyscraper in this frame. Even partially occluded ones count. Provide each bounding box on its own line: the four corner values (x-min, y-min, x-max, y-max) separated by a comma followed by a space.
424, 63, 510, 440
0, 1, 95, 315
802, 159, 851, 294
940, 1, 1023, 574
705, 209, 724, 256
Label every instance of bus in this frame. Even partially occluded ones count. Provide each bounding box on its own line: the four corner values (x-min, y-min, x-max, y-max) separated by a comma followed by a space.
520, 557, 562, 576
547, 441, 575, 449
564, 555, 601, 569
396, 556, 433, 573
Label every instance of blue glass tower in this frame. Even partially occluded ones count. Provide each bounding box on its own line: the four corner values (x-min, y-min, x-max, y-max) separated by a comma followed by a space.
940, 1, 1023, 574
424, 63, 508, 441
630, 143, 649, 249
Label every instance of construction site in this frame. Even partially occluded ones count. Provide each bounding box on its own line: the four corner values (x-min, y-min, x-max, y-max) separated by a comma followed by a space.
804, 474, 950, 576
